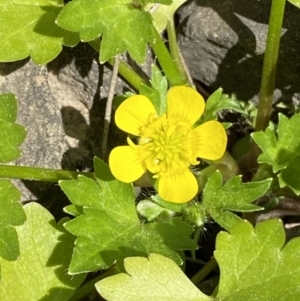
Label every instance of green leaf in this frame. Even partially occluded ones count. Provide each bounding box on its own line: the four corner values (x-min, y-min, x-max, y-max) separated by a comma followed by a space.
252, 114, 300, 173
63, 204, 84, 217
56, 0, 164, 63
0, 0, 79, 64
0, 180, 25, 262
215, 219, 300, 300
0, 203, 86, 300
278, 155, 300, 194
146, 218, 197, 251
151, 194, 187, 213
253, 113, 300, 194
202, 171, 271, 230
138, 219, 196, 266
96, 253, 212, 301
200, 88, 245, 123
137, 199, 176, 222
60, 158, 196, 274
139, 64, 168, 115
0, 94, 26, 162
145, 0, 188, 34
232, 135, 251, 159
0, 94, 17, 122
288, 0, 300, 8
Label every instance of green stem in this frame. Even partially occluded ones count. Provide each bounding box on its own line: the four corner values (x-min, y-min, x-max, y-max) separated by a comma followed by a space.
89, 40, 147, 91
166, 19, 190, 86
69, 266, 120, 301
191, 226, 203, 260
150, 27, 188, 86
0, 165, 93, 182
108, 57, 148, 91
255, 0, 286, 132
190, 257, 217, 285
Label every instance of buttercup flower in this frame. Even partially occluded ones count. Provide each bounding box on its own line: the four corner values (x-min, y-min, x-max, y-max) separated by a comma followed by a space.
109, 86, 227, 203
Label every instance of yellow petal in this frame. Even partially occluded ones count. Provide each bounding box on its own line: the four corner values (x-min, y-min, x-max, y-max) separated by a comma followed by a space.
188, 121, 227, 160
115, 95, 157, 135
109, 146, 146, 182
167, 86, 205, 126
158, 169, 198, 203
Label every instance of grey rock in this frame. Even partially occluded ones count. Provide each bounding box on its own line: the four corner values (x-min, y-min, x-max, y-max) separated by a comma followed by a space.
0, 44, 128, 206
178, 0, 300, 104
1, 58, 69, 203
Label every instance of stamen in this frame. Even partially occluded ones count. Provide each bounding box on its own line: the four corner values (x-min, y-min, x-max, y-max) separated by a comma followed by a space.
127, 137, 137, 149
137, 113, 194, 178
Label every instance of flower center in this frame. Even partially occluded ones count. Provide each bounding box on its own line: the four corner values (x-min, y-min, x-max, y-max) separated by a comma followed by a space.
138, 113, 196, 176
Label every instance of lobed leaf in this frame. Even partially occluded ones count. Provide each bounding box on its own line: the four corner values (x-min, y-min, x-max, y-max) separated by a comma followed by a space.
252, 114, 300, 172
200, 88, 245, 123
215, 219, 300, 300
97, 219, 300, 301
0, 94, 26, 163
202, 171, 271, 230
0, 203, 85, 300
139, 64, 168, 115
0, 0, 79, 64
59, 157, 196, 274
278, 156, 300, 194
96, 253, 212, 301
0, 180, 26, 262
252, 113, 300, 194
56, 0, 168, 63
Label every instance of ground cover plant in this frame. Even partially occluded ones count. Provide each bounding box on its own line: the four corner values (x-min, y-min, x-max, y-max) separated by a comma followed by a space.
1, 0, 300, 300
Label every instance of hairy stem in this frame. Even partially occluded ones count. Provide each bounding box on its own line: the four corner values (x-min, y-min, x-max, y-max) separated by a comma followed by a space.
166, 19, 192, 86
150, 27, 188, 86
89, 40, 147, 91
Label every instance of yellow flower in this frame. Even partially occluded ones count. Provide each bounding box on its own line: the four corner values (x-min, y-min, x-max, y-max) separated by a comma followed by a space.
109, 86, 227, 203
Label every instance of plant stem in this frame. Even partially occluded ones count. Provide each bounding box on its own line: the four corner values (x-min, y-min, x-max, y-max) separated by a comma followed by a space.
89, 40, 147, 91
109, 57, 148, 91
101, 56, 120, 160
166, 19, 192, 86
255, 0, 286, 132
69, 266, 120, 301
190, 257, 217, 285
247, 0, 286, 170
150, 27, 188, 86
0, 165, 93, 182
191, 226, 203, 260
